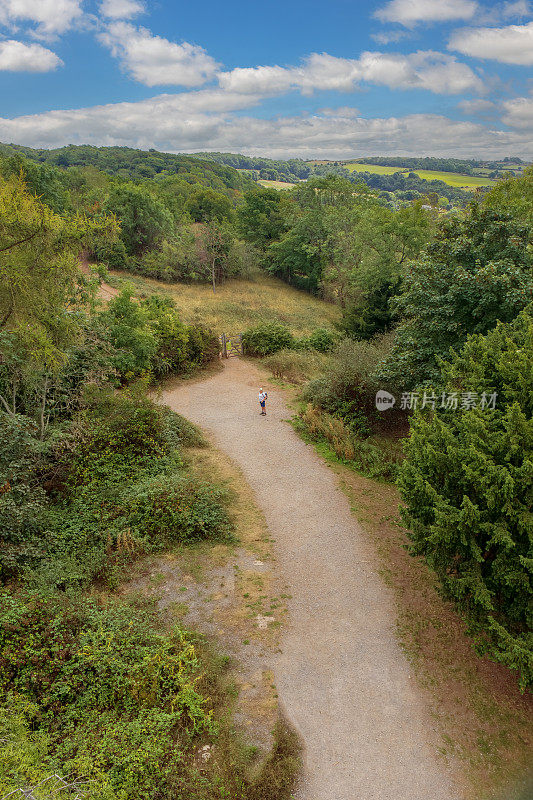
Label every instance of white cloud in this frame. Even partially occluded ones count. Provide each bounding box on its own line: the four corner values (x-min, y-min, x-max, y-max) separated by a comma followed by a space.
98, 22, 219, 86
219, 50, 483, 96
0, 91, 530, 159
375, 0, 478, 27
501, 0, 531, 17
371, 30, 411, 44
0, 0, 84, 37
457, 98, 497, 112
99, 0, 144, 19
449, 21, 533, 64
502, 93, 533, 127
0, 39, 63, 70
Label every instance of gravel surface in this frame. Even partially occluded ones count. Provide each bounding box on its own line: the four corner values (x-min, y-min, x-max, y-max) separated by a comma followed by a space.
161, 358, 459, 800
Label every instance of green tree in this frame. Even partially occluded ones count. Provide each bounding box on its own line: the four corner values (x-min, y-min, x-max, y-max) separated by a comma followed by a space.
484, 166, 533, 229
184, 187, 233, 223
379, 206, 533, 388
267, 211, 327, 294
398, 309, 533, 688
237, 188, 289, 249
104, 184, 173, 256
0, 174, 116, 365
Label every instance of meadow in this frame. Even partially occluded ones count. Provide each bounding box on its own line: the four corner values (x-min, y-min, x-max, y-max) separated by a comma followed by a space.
109, 269, 340, 336
344, 161, 493, 189
258, 179, 296, 189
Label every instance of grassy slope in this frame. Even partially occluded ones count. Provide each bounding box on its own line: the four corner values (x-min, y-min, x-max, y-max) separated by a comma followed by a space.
109, 270, 340, 336
344, 162, 493, 189
257, 180, 296, 190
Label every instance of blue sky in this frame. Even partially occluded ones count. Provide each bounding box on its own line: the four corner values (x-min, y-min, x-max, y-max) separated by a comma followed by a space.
0, 0, 532, 158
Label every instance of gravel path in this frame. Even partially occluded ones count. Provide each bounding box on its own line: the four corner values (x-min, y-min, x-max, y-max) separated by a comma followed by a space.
161, 358, 459, 800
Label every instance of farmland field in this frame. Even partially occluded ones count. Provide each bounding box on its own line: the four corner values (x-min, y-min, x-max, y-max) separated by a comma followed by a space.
343, 162, 494, 188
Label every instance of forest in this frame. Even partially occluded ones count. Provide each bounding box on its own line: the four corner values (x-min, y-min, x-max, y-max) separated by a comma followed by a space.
0, 143, 532, 799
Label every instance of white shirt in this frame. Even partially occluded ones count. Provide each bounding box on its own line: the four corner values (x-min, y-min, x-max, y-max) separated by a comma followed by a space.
259, 392, 267, 402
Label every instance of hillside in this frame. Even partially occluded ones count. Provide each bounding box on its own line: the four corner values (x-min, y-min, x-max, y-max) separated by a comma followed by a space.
0, 142, 257, 192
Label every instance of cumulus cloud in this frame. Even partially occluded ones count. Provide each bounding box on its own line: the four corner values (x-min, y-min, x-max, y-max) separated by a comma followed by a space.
449, 21, 533, 64
457, 98, 497, 112
98, 22, 219, 86
0, 0, 84, 38
0, 91, 530, 159
0, 39, 63, 71
99, 0, 144, 19
375, 0, 478, 27
501, 93, 533, 127
219, 50, 483, 96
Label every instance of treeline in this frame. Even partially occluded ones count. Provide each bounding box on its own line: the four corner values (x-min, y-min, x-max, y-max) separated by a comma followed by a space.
0, 142, 256, 192
237, 175, 434, 303
0, 147, 256, 286
312, 162, 474, 204
355, 155, 525, 173
191, 151, 311, 182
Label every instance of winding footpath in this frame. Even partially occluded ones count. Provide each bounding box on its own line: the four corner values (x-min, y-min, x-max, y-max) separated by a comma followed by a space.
161, 358, 459, 800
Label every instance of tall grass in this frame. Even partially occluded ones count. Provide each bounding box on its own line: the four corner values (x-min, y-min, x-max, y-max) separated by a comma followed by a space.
109, 269, 340, 337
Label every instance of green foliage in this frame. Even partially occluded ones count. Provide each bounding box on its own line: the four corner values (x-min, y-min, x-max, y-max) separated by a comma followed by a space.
123, 473, 232, 546
337, 277, 401, 340
0, 413, 49, 580
237, 188, 289, 249
303, 336, 393, 434
242, 322, 294, 356
484, 165, 533, 229
0, 174, 117, 366
262, 348, 324, 384
185, 187, 233, 222
0, 591, 216, 798
296, 327, 336, 352
379, 205, 533, 389
104, 184, 173, 257
398, 310, 533, 688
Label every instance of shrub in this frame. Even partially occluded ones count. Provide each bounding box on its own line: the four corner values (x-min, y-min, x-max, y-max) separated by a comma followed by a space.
302, 335, 396, 434
242, 322, 294, 356
0, 591, 216, 799
398, 309, 533, 689
0, 414, 50, 580
186, 323, 220, 366
296, 328, 336, 352
123, 473, 233, 547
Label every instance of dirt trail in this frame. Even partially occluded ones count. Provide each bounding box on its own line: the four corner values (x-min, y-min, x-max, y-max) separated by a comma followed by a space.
161, 358, 459, 800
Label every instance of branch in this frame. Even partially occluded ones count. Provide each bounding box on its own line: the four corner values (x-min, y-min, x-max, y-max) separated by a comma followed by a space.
0, 229, 40, 253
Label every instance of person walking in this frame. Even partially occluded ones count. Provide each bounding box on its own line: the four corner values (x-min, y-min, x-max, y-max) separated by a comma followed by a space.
259, 388, 268, 415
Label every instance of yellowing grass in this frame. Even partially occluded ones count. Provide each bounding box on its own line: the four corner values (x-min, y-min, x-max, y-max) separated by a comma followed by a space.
344, 162, 493, 189
110, 270, 340, 336
258, 179, 296, 190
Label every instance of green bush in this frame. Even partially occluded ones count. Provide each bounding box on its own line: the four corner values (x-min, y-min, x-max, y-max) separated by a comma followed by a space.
296, 328, 336, 352
242, 322, 294, 356
123, 473, 233, 546
398, 309, 533, 689
186, 323, 220, 366
0, 591, 216, 799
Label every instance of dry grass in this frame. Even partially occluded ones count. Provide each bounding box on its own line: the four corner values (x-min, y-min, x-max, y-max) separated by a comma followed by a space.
109, 269, 340, 336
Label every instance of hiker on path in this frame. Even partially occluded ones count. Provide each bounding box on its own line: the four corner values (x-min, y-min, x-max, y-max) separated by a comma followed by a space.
259, 388, 268, 416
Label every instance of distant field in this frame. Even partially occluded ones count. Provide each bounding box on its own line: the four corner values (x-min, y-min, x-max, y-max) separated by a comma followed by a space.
258, 179, 296, 189
109, 269, 339, 335
344, 162, 493, 189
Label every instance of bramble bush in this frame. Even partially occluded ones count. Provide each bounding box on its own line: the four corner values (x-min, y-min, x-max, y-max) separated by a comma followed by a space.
398, 309, 533, 689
